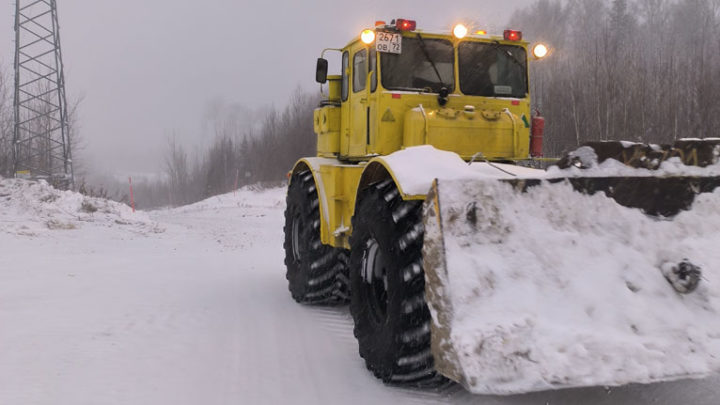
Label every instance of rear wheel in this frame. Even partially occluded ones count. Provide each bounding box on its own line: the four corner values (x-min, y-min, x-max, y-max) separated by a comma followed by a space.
349, 179, 446, 386
284, 169, 348, 304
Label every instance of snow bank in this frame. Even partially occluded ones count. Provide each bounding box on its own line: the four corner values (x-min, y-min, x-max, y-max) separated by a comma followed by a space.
168, 186, 285, 214
547, 145, 720, 178
426, 178, 720, 394
0, 178, 159, 237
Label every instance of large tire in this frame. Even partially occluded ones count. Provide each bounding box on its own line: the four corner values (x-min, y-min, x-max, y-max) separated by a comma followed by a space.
349, 179, 446, 386
284, 170, 349, 304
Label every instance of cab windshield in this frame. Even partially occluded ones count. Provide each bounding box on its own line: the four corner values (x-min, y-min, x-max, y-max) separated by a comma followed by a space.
380, 36, 454, 93
458, 42, 528, 98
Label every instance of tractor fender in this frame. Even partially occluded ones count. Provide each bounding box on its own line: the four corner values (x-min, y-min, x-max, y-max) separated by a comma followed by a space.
356, 145, 532, 203
289, 157, 339, 242
357, 146, 470, 202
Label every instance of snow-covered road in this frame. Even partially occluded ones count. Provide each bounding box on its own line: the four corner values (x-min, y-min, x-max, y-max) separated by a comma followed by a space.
1, 184, 718, 404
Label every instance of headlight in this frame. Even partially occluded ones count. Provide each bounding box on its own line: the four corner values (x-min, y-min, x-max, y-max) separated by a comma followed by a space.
361, 29, 375, 45
453, 24, 468, 39
533, 43, 549, 59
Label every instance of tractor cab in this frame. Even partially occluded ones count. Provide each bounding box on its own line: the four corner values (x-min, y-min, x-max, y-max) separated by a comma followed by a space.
314, 19, 549, 162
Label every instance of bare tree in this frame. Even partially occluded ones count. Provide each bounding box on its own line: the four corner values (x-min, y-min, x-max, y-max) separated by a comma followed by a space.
512, 0, 720, 156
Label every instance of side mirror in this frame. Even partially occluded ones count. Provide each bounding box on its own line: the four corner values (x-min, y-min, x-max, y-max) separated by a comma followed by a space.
316, 58, 328, 84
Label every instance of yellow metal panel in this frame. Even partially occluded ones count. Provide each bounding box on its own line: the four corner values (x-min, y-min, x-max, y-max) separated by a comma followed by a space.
316, 106, 341, 157
349, 45, 369, 157
327, 75, 342, 102
295, 159, 364, 249
403, 105, 527, 160
318, 164, 364, 249
339, 50, 351, 157
313, 108, 321, 134
321, 106, 340, 133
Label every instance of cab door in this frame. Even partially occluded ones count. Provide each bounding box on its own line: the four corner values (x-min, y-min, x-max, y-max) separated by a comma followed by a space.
348, 47, 377, 157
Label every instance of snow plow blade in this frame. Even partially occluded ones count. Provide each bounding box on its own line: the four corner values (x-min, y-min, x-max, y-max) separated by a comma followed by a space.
422, 173, 720, 395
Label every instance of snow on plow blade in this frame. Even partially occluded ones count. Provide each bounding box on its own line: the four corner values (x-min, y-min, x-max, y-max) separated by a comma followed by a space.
422, 175, 720, 395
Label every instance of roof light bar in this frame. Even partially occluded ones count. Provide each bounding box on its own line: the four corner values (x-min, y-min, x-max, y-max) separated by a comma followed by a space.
504, 30, 522, 41
395, 19, 416, 31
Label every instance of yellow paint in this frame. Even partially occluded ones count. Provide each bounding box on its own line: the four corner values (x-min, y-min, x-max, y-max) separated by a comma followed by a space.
292, 160, 364, 248
315, 31, 532, 162
299, 29, 535, 248
315, 106, 341, 157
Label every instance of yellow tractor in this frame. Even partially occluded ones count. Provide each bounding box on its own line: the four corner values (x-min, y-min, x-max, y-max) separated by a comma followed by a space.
284, 19, 720, 394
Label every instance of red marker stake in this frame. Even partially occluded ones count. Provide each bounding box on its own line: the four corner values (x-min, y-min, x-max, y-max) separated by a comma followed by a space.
129, 177, 135, 213
234, 168, 240, 196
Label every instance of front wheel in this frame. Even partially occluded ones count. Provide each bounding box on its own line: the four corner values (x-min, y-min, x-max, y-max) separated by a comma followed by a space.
349, 179, 445, 386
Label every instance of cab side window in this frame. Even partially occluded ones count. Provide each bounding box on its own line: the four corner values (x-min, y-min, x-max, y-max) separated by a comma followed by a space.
341, 51, 349, 102
353, 49, 367, 93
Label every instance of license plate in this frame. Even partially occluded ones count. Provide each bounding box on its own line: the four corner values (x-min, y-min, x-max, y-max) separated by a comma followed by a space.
376, 32, 402, 54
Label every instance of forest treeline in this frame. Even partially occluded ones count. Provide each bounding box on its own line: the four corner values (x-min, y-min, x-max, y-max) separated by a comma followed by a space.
0, 65, 318, 209
110, 0, 720, 209
124, 89, 319, 208
3, 0, 720, 208
511, 0, 720, 156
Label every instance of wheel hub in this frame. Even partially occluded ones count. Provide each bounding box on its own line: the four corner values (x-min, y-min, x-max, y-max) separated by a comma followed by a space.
362, 238, 389, 324
291, 215, 302, 262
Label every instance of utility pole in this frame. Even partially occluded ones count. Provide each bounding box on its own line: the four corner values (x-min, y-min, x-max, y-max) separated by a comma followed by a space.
13, 0, 73, 189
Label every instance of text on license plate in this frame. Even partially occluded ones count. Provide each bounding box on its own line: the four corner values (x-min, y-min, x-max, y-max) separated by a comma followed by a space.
376, 32, 402, 54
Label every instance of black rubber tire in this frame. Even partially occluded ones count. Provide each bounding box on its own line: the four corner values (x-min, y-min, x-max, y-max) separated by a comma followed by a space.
349, 179, 446, 386
284, 170, 349, 304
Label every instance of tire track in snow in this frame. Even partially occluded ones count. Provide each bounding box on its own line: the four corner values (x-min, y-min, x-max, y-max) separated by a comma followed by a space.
306, 305, 457, 405
310, 307, 356, 344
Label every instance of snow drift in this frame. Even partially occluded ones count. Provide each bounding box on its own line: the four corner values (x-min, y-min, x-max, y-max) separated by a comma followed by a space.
0, 177, 159, 237
424, 177, 720, 394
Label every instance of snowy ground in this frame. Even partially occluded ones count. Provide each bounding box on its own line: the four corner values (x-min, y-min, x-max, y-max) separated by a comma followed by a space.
1, 180, 719, 404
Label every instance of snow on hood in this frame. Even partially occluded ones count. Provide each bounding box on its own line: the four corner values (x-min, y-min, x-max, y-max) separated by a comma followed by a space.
0, 177, 159, 237
379, 146, 545, 197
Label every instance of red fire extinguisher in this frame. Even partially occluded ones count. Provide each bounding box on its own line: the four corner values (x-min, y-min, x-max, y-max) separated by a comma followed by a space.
530, 110, 545, 158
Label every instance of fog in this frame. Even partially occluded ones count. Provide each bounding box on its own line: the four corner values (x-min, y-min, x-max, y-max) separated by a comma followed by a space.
0, 0, 532, 175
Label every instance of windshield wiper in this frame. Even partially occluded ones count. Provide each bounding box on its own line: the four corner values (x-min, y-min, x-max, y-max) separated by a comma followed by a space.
416, 33, 449, 106
391, 86, 432, 93
416, 33, 444, 88
490, 40, 526, 71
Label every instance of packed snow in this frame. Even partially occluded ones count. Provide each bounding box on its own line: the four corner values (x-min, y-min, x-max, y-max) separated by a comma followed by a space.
1, 176, 719, 404
427, 178, 720, 394
546, 143, 720, 178
0, 178, 159, 237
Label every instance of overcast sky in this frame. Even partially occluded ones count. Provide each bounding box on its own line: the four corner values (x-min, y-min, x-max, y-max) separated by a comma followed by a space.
0, 0, 534, 175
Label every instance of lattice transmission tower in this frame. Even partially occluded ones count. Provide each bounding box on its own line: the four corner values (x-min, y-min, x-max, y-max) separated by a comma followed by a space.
13, 0, 73, 188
